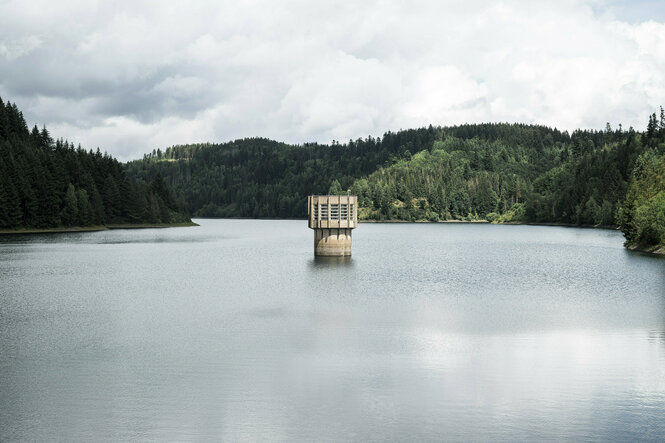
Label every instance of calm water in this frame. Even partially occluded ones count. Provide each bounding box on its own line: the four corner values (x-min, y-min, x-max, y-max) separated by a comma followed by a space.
1, 220, 664, 441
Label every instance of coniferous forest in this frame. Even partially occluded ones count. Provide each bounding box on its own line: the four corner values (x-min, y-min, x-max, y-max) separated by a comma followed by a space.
126, 111, 665, 252
2, 94, 663, 252
0, 97, 190, 230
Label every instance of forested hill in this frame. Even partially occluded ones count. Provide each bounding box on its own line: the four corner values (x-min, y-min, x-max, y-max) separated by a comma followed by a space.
127, 113, 665, 251
354, 124, 643, 225
127, 129, 439, 218
620, 117, 665, 252
0, 97, 190, 230
125, 123, 574, 219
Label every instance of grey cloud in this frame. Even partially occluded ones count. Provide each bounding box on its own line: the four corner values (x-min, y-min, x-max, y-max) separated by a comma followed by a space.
1, 0, 664, 161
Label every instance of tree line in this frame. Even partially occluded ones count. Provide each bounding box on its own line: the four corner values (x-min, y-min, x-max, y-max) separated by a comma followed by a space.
3, 93, 661, 250
354, 123, 643, 225
0, 97, 189, 230
126, 123, 561, 219
126, 121, 622, 224
619, 111, 665, 250
127, 114, 664, 250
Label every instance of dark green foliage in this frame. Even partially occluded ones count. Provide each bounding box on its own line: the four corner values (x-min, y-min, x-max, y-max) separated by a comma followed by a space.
328, 179, 343, 195
0, 97, 190, 229
126, 123, 570, 219
620, 137, 665, 248
5, 86, 655, 249
126, 128, 446, 218
126, 113, 662, 247
61, 184, 78, 226
356, 120, 649, 225
352, 135, 556, 221
526, 130, 644, 226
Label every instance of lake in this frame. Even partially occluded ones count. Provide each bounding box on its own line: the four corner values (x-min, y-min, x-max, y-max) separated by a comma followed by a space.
1, 220, 664, 441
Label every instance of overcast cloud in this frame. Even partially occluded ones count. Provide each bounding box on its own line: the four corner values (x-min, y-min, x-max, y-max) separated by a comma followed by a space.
1, 0, 665, 160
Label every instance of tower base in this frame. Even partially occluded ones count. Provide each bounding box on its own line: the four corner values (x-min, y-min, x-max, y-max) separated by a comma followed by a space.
314, 228, 352, 256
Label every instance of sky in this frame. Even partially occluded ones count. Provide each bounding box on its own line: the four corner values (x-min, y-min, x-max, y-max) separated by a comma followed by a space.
1, 0, 665, 161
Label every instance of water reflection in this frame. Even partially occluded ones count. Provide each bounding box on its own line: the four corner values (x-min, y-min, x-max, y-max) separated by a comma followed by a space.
309, 255, 354, 269
625, 247, 665, 260
647, 330, 665, 343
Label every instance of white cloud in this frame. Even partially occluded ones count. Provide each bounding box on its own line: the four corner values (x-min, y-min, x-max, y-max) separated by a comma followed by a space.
1, 0, 664, 160
403, 66, 488, 126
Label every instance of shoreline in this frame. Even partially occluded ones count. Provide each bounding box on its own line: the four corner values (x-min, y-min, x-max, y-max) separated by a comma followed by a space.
626, 243, 665, 256
359, 219, 619, 230
4, 218, 660, 257
192, 216, 621, 232
359, 219, 490, 224
107, 222, 199, 230
0, 221, 198, 235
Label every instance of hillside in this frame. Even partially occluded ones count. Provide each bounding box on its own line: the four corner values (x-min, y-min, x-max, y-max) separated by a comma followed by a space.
126, 113, 665, 251
355, 126, 643, 225
126, 123, 572, 219
620, 122, 665, 252
0, 98, 190, 231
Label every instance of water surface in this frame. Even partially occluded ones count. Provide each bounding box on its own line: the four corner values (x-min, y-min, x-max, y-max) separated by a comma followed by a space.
1, 220, 664, 441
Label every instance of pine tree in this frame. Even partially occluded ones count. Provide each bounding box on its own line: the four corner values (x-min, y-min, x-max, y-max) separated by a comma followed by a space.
0, 97, 188, 229
150, 172, 175, 209
646, 113, 657, 147
102, 174, 120, 222
328, 179, 343, 195
77, 189, 91, 226
61, 184, 78, 226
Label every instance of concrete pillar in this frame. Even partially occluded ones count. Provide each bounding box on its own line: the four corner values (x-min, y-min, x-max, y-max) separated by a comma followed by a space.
314, 228, 353, 256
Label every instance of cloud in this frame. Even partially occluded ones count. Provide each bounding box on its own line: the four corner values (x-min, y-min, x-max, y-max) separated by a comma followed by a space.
1, 0, 664, 160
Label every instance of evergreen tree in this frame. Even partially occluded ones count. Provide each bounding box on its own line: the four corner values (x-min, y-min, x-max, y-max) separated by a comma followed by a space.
77, 189, 91, 226
61, 184, 78, 226
0, 97, 189, 230
328, 179, 343, 195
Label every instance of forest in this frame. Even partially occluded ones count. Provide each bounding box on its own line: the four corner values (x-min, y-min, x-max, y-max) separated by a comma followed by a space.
126, 124, 566, 219
126, 113, 664, 251
0, 97, 190, 230
2, 93, 662, 251
353, 124, 640, 225
619, 114, 665, 251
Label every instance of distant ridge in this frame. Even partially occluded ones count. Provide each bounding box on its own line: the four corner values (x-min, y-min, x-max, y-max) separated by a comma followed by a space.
126, 116, 665, 252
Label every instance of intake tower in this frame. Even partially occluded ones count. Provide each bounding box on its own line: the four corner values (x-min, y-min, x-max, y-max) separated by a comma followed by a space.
307, 195, 358, 256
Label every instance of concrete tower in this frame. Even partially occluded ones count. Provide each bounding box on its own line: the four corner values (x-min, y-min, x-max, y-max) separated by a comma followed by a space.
308, 195, 358, 256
